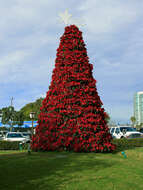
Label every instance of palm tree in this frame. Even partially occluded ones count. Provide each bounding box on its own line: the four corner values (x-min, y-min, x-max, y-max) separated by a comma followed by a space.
130, 116, 136, 127
1, 106, 24, 131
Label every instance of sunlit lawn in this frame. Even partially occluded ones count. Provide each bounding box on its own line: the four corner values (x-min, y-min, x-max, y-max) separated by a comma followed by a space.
0, 148, 143, 190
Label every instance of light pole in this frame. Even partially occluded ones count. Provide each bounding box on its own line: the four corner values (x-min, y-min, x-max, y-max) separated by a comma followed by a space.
0, 112, 2, 122
9, 106, 14, 132
30, 112, 35, 135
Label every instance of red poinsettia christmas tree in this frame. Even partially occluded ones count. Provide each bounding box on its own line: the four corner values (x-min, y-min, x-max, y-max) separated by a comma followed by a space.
31, 25, 115, 152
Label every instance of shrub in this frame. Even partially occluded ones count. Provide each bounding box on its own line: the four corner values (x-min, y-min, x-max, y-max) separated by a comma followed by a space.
112, 138, 143, 152
0, 141, 28, 150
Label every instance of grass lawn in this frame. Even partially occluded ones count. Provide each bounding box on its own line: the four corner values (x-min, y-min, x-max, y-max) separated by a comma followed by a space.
0, 148, 143, 190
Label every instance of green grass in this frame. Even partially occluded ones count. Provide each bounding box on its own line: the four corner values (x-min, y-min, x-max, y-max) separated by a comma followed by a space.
0, 148, 143, 190
0, 150, 27, 154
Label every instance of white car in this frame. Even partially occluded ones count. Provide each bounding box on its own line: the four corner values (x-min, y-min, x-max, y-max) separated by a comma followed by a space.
3, 132, 28, 142
110, 126, 143, 139
21, 132, 31, 139
0, 131, 8, 137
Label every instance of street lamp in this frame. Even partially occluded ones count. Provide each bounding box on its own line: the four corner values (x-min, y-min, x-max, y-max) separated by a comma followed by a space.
30, 112, 35, 135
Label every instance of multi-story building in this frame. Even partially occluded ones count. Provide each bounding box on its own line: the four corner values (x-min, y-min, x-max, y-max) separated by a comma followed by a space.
134, 91, 143, 125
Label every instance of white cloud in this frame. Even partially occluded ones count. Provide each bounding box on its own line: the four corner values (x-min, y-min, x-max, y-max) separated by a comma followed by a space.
0, 50, 29, 65
0, 50, 31, 80
80, 0, 142, 36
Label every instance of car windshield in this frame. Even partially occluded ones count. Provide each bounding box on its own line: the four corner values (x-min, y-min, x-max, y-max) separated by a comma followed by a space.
120, 127, 137, 132
22, 133, 30, 137
7, 133, 23, 138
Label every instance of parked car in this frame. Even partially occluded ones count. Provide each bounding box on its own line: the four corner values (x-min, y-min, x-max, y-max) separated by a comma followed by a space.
21, 132, 31, 140
0, 131, 8, 139
110, 126, 143, 139
139, 128, 143, 133
2, 132, 28, 143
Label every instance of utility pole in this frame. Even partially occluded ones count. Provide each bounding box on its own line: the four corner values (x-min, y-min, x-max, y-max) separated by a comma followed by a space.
10, 97, 14, 131
10, 97, 14, 107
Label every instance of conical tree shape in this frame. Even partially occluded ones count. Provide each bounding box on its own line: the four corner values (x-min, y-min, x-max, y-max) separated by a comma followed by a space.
31, 25, 115, 152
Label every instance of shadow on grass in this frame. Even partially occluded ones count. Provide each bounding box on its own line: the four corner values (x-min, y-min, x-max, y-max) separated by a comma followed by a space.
0, 151, 116, 190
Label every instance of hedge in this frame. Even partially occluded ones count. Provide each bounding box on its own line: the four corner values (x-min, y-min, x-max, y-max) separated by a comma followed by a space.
1, 138, 143, 151
112, 138, 143, 152
0, 141, 29, 150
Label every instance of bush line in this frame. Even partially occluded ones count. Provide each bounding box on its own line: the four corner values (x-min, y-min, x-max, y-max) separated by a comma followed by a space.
112, 138, 143, 152
0, 141, 28, 150
0, 138, 143, 151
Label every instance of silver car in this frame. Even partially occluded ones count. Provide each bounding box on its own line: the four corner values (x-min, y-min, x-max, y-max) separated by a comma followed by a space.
3, 132, 28, 143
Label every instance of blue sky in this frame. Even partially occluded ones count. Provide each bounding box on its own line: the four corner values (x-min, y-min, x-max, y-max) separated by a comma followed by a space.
0, 0, 143, 124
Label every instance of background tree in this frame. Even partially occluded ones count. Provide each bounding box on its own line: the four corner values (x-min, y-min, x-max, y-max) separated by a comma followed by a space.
130, 116, 136, 127
14, 111, 25, 126
19, 97, 44, 120
0, 106, 24, 130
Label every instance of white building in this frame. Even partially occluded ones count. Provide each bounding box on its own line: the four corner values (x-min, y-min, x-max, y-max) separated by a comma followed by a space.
134, 91, 143, 125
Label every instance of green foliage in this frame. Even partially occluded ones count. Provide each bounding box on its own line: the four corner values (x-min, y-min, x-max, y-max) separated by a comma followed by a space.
130, 116, 136, 123
0, 141, 28, 150
20, 97, 44, 120
14, 111, 24, 126
136, 123, 143, 130
13, 127, 31, 132
0, 106, 15, 125
0, 106, 24, 128
0, 127, 8, 131
0, 141, 19, 150
113, 138, 143, 152
130, 116, 136, 127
